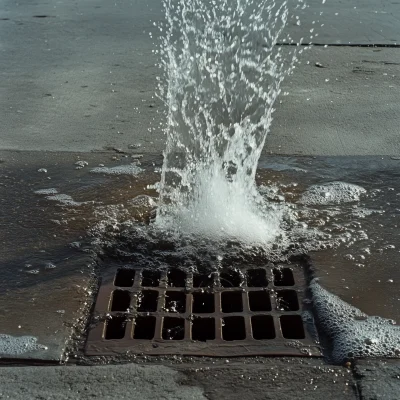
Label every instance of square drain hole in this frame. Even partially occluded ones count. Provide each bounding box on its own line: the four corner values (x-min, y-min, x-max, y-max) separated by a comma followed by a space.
114, 268, 135, 287
192, 292, 215, 313
162, 317, 185, 340
110, 290, 131, 312
134, 316, 156, 340
251, 315, 275, 340
165, 291, 186, 313
222, 316, 246, 341
86, 264, 320, 357
247, 269, 268, 287
273, 268, 295, 286
138, 290, 158, 312
192, 318, 215, 341
105, 316, 126, 340
280, 315, 305, 339
141, 269, 161, 287
220, 269, 242, 287
167, 269, 186, 287
193, 273, 214, 288
276, 290, 299, 311
221, 291, 243, 313
249, 291, 271, 311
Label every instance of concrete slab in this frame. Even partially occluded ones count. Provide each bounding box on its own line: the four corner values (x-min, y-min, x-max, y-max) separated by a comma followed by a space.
0, 359, 359, 400
1, 0, 400, 155
0, 0, 165, 154
287, 0, 400, 45
0, 363, 206, 400
181, 358, 358, 400
266, 46, 400, 156
354, 359, 400, 400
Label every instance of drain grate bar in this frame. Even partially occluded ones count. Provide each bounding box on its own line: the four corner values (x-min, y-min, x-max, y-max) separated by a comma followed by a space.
85, 265, 320, 357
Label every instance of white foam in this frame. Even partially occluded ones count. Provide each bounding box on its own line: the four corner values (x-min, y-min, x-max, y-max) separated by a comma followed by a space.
45, 262, 56, 269
128, 195, 157, 208
300, 182, 366, 205
351, 207, 384, 218
259, 185, 286, 202
25, 269, 40, 275
89, 204, 132, 245
90, 164, 143, 176
75, 160, 88, 169
310, 280, 400, 363
46, 194, 83, 206
0, 334, 48, 355
34, 188, 58, 195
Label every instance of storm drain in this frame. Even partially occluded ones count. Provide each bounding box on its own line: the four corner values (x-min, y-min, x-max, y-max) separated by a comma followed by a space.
85, 265, 320, 357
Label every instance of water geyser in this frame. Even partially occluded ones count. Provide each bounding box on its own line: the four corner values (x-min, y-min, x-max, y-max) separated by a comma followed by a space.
155, 0, 303, 245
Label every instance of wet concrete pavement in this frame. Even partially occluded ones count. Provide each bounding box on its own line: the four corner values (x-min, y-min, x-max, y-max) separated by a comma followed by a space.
0, 150, 159, 360
1, 0, 400, 155
0, 357, 398, 400
0, 359, 398, 399
0, 359, 357, 400
0, 363, 207, 400
1, 151, 398, 362
257, 155, 400, 322
354, 359, 400, 400
0, 0, 399, 398
268, 46, 400, 156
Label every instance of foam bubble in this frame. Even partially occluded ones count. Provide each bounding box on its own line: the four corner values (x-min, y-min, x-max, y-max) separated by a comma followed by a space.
75, 160, 88, 169
300, 182, 366, 205
0, 334, 48, 355
310, 280, 400, 364
90, 164, 143, 176
46, 194, 83, 206
128, 195, 157, 208
34, 188, 58, 195
351, 207, 384, 218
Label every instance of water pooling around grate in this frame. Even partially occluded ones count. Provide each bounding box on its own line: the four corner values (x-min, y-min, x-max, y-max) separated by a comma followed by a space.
86, 263, 320, 357
3, 151, 399, 363
85, 156, 400, 363
82, 0, 324, 359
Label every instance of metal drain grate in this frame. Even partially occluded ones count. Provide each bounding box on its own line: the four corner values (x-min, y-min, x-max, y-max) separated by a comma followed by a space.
85, 265, 320, 357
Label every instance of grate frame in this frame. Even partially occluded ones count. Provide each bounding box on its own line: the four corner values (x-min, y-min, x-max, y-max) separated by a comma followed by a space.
85, 264, 321, 357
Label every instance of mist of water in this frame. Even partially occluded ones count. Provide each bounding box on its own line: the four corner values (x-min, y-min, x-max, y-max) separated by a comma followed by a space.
154, 0, 304, 244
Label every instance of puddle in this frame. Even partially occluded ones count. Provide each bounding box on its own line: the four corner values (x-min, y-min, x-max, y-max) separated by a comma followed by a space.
256, 156, 400, 321
5, 153, 397, 319
0, 151, 160, 357
0, 152, 399, 360
87, 155, 399, 322
90, 164, 143, 176
0, 151, 160, 279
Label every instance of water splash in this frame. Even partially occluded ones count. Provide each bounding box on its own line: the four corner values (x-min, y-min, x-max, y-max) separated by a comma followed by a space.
155, 0, 303, 244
